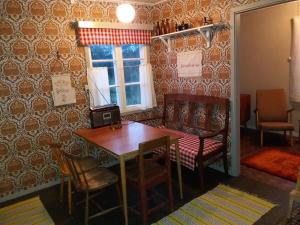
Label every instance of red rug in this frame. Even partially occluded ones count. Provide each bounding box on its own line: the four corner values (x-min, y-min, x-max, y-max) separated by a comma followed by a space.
241, 149, 300, 182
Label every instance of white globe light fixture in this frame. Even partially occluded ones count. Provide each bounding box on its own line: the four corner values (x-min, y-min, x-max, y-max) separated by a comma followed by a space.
116, 3, 135, 23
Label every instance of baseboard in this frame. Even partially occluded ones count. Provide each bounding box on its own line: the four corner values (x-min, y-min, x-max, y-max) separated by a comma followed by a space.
0, 180, 60, 204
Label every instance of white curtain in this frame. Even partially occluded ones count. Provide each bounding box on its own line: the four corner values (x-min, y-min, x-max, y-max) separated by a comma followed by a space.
290, 16, 300, 102
87, 68, 111, 109
139, 64, 157, 110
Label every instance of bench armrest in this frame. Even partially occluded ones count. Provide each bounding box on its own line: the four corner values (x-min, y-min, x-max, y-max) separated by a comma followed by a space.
287, 108, 294, 113
193, 129, 224, 140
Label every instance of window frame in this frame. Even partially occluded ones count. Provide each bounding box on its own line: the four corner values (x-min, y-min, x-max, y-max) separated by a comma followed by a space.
85, 44, 150, 114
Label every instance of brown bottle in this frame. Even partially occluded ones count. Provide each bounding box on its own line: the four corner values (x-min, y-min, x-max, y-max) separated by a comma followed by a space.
170, 20, 176, 33
161, 19, 166, 34
165, 19, 170, 34
181, 20, 185, 30
156, 21, 161, 35
152, 23, 157, 36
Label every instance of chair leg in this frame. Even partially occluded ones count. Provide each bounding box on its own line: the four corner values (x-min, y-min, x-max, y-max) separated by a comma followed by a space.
198, 158, 205, 192
287, 197, 294, 219
67, 176, 72, 215
260, 129, 264, 147
222, 149, 229, 176
139, 187, 148, 225
167, 173, 174, 212
85, 191, 89, 225
115, 183, 123, 211
290, 131, 294, 146
60, 174, 64, 203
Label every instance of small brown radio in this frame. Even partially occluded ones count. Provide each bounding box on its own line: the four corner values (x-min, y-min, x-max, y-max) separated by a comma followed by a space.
90, 104, 121, 128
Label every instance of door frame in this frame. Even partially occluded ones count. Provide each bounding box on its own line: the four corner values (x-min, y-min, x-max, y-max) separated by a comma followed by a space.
229, 0, 296, 176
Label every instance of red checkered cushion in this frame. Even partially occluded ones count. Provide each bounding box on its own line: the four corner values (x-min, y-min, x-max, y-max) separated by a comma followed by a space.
78, 28, 151, 45
155, 126, 223, 170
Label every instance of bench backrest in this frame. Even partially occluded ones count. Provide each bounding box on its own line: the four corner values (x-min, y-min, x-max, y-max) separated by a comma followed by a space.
162, 94, 230, 135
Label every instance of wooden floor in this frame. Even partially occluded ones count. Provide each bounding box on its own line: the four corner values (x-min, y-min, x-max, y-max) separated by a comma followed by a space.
240, 128, 297, 192
1, 128, 299, 225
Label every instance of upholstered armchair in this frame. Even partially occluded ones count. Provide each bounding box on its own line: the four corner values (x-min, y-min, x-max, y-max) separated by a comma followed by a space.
255, 89, 294, 147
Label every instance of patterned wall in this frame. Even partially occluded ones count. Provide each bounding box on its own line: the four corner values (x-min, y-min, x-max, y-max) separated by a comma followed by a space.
150, 0, 258, 110
0, 0, 258, 200
0, 0, 154, 199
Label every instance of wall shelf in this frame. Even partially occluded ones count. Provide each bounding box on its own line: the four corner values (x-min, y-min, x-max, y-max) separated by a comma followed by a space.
151, 22, 228, 51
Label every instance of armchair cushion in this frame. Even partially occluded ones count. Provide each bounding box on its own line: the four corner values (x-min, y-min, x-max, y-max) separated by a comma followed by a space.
259, 122, 294, 130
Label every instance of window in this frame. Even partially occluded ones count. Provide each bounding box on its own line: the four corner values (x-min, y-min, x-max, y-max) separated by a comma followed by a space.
86, 44, 155, 113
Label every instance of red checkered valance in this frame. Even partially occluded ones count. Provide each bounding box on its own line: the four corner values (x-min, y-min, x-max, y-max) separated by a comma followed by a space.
78, 28, 152, 45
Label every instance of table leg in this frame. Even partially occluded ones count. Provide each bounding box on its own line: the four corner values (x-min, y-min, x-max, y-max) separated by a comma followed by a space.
175, 141, 183, 199
120, 156, 129, 225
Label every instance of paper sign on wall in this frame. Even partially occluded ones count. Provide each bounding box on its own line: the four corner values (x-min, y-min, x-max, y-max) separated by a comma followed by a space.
177, 50, 202, 77
51, 74, 76, 106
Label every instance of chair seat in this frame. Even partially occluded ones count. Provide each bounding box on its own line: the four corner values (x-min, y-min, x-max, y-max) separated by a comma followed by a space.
78, 168, 118, 191
259, 122, 294, 130
127, 161, 167, 187
155, 126, 223, 170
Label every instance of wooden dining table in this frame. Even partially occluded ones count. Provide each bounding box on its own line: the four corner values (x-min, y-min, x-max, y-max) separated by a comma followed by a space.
74, 121, 184, 225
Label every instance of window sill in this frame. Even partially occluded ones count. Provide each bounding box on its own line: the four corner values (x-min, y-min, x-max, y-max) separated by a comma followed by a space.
121, 108, 154, 116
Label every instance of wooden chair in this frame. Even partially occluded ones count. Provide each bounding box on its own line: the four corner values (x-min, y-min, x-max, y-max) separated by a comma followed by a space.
255, 89, 294, 147
50, 144, 100, 215
126, 136, 174, 225
287, 167, 300, 219
63, 150, 121, 225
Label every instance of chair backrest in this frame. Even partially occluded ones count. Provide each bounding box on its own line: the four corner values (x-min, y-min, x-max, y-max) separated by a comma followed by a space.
63, 151, 89, 191
138, 136, 171, 185
50, 143, 69, 175
256, 89, 288, 122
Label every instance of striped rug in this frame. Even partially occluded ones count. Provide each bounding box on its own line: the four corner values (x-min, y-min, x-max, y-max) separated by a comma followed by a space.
0, 196, 54, 225
153, 184, 276, 225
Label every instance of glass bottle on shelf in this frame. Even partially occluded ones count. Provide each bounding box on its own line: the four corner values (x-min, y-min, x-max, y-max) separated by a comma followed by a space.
156, 21, 161, 35
161, 19, 166, 34
181, 21, 185, 30
165, 19, 170, 34
170, 20, 175, 33
152, 23, 157, 36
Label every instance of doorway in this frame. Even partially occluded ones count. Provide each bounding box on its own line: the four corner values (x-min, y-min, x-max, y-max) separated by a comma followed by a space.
230, 0, 298, 176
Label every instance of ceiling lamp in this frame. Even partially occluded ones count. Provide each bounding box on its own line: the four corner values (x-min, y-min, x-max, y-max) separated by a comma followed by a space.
116, 3, 135, 23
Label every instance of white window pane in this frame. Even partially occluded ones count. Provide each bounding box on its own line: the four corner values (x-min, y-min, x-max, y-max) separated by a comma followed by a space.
124, 60, 140, 83
125, 84, 141, 105
92, 62, 116, 86
122, 44, 140, 58
91, 45, 113, 60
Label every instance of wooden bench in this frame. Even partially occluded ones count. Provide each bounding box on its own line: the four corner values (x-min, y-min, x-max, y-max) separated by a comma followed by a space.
140, 94, 230, 190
